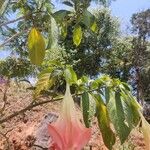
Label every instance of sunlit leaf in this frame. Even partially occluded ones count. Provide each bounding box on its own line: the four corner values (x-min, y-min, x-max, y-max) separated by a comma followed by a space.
28, 28, 45, 65
34, 68, 54, 97
73, 25, 82, 46
91, 21, 98, 33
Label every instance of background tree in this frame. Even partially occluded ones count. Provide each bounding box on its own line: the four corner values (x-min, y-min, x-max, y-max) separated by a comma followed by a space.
58, 8, 119, 77
131, 9, 150, 103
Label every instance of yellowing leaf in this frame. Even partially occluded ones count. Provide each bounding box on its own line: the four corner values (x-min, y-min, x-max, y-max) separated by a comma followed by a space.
93, 94, 116, 150
73, 25, 82, 46
91, 21, 98, 33
34, 68, 54, 97
139, 112, 150, 150
28, 28, 45, 65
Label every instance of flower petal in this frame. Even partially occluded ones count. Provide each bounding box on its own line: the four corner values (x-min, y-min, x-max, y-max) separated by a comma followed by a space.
48, 124, 64, 150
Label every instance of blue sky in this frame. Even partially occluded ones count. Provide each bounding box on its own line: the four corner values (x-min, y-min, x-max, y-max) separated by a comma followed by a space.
110, 0, 150, 32
0, 0, 150, 58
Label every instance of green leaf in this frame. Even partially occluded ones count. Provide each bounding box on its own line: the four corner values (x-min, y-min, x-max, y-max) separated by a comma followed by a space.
73, 25, 82, 46
107, 91, 130, 144
34, 68, 54, 97
81, 76, 89, 84
120, 89, 140, 128
53, 10, 71, 24
82, 10, 95, 28
64, 66, 77, 85
28, 28, 45, 65
105, 87, 110, 104
82, 92, 90, 127
62, 1, 73, 7
94, 94, 116, 150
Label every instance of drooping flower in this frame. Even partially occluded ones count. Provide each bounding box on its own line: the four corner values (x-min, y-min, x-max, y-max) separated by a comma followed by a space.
139, 111, 150, 150
48, 84, 91, 150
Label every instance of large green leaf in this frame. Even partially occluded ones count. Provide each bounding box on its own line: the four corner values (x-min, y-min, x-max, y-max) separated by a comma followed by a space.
62, 1, 73, 7
73, 25, 82, 46
28, 28, 45, 65
64, 66, 77, 85
82, 92, 90, 127
120, 89, 140, 128
93, 94, 116, 150
107, 91, 130, 144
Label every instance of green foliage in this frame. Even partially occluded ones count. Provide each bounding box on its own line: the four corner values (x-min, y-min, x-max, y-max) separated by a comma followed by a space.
60, 8, 120, 77
0, 57, 35, 78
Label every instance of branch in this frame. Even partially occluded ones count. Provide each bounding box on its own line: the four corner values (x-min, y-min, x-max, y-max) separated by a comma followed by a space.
0, 88, 98, 124
0, 11, 47, 28
0, 97, 62, 124
0, 16, 25, 27
0, 78, 10, 115
0, 29, 29, 48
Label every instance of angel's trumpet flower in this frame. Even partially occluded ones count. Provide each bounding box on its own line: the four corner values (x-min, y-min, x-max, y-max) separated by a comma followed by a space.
48, 84, 91, 150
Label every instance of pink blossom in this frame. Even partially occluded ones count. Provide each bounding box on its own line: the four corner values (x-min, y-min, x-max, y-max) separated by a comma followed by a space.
48, 84, 91, 150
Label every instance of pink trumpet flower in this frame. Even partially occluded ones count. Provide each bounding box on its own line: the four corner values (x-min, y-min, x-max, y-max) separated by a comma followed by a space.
48, 84, 91, 150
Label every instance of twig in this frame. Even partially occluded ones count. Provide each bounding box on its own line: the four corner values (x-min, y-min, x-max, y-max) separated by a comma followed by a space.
0, 97, 62, 124
0, 10, 48, 28
0, 16, 25, 27
0, 88, 98, 124
0, 29, 29, 48
0, 78, 10, 115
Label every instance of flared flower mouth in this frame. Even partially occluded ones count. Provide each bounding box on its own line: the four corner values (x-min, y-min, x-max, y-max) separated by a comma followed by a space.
48, 84, 91, 150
